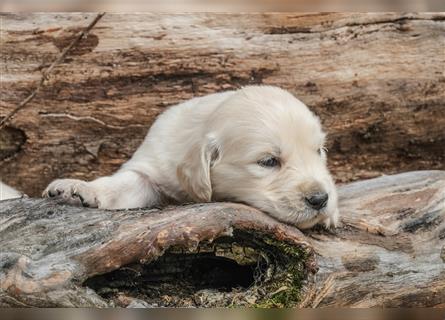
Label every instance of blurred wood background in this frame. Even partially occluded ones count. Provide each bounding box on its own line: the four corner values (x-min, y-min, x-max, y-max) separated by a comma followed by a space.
1, 12, 444, 196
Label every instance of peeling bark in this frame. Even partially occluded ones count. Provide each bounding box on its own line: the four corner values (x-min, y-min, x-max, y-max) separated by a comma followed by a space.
1, 171, 444, 307
1, 13, 444, 196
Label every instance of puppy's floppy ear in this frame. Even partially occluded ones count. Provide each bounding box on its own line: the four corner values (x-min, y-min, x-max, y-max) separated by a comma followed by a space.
177, 134, 220, 202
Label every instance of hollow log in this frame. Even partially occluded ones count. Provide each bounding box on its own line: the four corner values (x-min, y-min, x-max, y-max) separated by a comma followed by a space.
1, 170, 444, 307
1, 13, 444, 196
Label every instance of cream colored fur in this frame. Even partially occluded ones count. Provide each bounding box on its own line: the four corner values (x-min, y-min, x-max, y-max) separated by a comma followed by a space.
0, 181, 22, 201
43, 86, 339, 229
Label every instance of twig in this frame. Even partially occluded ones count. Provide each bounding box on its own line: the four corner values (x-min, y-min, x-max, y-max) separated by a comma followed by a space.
0, 12, 106, 130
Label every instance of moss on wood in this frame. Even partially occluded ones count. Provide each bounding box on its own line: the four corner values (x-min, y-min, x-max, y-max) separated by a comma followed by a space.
84, 230, 311, 307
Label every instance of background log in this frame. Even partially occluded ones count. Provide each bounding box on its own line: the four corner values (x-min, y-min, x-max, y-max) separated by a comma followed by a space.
1, 171, 444, 307
1, 13, 444, 196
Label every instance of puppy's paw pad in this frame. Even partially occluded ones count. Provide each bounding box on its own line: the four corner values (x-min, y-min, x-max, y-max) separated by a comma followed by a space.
43, 179, 98, 208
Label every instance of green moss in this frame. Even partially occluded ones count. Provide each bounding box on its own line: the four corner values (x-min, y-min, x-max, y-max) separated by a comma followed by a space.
98, 230, 310, 308
253, 236, 308, 308
167, 232, 310, 307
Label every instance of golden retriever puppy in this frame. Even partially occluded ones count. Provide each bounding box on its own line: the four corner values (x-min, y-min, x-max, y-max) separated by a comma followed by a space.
43, 86, 339, 229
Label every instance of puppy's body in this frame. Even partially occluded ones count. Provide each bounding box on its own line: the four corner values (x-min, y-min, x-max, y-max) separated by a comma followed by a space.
44, 86, 339, 229
125, 90, 234, 204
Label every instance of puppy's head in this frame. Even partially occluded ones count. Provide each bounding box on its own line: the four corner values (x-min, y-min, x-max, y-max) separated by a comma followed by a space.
177, 86, 338, 229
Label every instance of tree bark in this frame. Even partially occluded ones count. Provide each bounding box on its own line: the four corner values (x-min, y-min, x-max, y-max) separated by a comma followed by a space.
1, 170, 444, 307
1, 13, 444, 196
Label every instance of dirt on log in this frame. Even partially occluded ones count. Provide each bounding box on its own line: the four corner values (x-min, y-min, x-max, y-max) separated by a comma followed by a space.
0, 170, 444, 307
1, 13, 444, 197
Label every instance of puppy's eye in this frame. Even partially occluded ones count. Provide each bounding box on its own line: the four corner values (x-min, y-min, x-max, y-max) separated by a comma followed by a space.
258, 157, 280, 168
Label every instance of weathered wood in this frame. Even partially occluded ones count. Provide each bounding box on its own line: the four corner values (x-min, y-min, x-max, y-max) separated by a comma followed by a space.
302, 170, 445, 307
1, 171, 444, 307
0, 13, 106, 130
1, 13, 444, 196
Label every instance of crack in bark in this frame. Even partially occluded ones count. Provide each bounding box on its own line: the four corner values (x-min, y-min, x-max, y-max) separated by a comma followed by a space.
265, 15, 445, 35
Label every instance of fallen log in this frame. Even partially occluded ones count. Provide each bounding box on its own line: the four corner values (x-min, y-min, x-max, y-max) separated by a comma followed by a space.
0, 170, 444, 307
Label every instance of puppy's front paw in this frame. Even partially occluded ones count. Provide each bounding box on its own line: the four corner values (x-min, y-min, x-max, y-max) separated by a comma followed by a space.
43, 179, 98, 208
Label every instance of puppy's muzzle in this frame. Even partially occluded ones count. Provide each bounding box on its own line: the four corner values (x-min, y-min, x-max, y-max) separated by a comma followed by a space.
305, 191, 328, 210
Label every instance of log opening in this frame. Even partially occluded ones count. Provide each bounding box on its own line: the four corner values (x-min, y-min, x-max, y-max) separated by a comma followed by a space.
83, 230, 310, 307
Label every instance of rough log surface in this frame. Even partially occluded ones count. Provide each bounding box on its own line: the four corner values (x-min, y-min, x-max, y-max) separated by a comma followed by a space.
1, 13, 444, 196
1, 171, 444, 307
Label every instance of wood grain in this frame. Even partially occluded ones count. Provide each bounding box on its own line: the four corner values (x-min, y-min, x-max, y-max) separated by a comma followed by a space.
1, 171, 444, 307
1, 13, 444, 196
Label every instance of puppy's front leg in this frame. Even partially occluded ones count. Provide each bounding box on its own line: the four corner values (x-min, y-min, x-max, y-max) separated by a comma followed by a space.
43, 170, 158, 209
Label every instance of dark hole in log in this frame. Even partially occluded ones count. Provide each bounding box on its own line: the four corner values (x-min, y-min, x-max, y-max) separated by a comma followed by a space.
83, 231, 308, 307
0, 126, 26, 160
142, 253, 258, 290
84, 242, 267, 307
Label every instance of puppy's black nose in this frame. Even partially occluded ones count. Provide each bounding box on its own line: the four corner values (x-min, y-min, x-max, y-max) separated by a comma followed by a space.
305, 192, 328, 210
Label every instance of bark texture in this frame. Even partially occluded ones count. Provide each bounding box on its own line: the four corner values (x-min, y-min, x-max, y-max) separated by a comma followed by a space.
1, 171, 444, 307
1, 13, 444, 196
